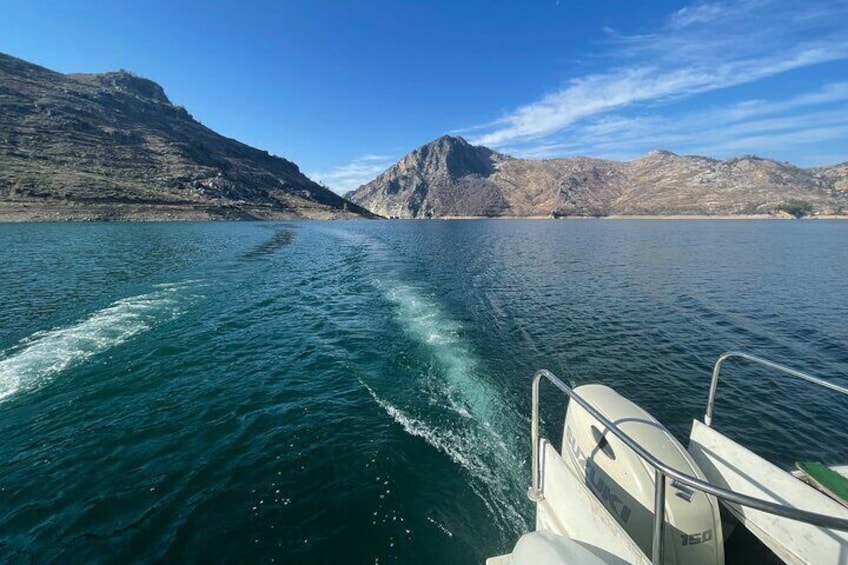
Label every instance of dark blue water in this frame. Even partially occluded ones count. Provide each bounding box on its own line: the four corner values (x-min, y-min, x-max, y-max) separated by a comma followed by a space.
0, 220, 846, 563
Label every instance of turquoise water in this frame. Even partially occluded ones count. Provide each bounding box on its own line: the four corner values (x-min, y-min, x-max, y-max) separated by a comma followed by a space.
0, 220, 846, 562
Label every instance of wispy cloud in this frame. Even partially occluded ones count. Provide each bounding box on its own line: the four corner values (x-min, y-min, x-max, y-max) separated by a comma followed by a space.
468, 0, 848, 164
668, 2, 730, 28
309, 154, 396, 195
500, 83, 848, 165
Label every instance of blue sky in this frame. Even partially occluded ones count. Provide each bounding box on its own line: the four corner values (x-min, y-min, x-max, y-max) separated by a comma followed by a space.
2, 1, 848, 193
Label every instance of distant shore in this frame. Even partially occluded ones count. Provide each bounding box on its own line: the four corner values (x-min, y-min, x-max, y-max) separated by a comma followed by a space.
434, 213, 848, 220
1, 201, 846, 222
607, 214, 848, 220
0, 200, 367, 222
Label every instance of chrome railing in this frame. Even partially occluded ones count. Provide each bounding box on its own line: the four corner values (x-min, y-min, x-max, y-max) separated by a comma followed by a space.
705, 351, 848, 427
529, 358, 848, 565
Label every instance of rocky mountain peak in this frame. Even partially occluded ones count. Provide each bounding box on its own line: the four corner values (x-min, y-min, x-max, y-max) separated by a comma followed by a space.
436, 134, 470, 146
95, 71, 172, 104
63, 68, 172, 105
344, 135, 511, 218
636, 149, 680, 163
401, 134, 498, 178
347, 136, 848, 218
0, 52, 372, 221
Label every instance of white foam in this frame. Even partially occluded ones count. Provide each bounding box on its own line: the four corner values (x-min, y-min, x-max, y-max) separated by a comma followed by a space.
322, 228, 531, 534
0, 282, 192, 401
426, 516, 454, 537
367, 280, 531, 536
362, 381, 470, 467
383, 282, 520, 433
362, 379, 526, 536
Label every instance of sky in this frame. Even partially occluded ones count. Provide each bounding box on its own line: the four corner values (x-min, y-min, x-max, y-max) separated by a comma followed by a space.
2, 0, 848, 194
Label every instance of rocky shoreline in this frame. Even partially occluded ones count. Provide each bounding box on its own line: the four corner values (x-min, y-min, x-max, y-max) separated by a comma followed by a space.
391, 213, 848, 220
0, 199, 369, 222
5, 200, 846, 223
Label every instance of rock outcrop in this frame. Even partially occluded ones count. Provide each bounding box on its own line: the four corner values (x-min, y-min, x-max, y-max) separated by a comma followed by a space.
347, 135, 508, 218
347, 137, 848, 218
0, 52, 373, 221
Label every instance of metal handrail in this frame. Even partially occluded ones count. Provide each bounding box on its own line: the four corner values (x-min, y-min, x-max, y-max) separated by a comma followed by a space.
705, 351, 848, 426
529, 367, 848, 565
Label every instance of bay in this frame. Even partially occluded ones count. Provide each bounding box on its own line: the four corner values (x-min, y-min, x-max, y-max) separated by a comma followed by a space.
0, 219, 846, 563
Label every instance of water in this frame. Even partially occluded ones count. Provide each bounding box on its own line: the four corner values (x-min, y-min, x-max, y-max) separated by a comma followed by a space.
0, 220, 846, 563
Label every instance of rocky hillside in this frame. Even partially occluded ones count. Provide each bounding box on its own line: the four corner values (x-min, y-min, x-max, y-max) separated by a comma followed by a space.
348, 135, 509, 218
347, 136, 848, 218
0, 53, 373, 221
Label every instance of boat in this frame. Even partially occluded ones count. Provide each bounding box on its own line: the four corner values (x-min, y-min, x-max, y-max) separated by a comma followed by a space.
487, 352, 848, 564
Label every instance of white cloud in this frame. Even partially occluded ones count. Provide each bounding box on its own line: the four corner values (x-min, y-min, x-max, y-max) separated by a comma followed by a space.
500, 82, 848, 166
669, 2, 729, 28
693, 120, 846, 162
472, 43, 848, 147
309, 154, 396, 195
467, 0, 848, 164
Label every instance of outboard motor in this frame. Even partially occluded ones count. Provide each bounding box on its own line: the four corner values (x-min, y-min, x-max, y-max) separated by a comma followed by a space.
562, 384, 724, 565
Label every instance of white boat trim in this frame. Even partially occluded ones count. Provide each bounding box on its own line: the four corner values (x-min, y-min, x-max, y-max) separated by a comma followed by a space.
504, 353, 848, 564
535, 439, 651, 564
689, 419, 848, 564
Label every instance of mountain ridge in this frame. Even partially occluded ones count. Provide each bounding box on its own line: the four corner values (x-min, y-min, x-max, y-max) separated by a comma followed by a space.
0, 52, 373, 221
347, 136, 848, 218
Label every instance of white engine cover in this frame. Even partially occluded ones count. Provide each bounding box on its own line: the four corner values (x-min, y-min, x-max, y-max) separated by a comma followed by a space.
562, 384, 724, 565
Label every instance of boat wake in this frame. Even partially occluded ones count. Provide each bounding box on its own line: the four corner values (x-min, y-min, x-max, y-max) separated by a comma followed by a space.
365, 279, 530, 539
0, 282, 195, 402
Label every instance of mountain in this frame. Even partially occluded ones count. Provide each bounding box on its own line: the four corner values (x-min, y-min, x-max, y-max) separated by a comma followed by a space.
346, 136, 848, 218
0, 53, 373, 221
347, 135, 510, 218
